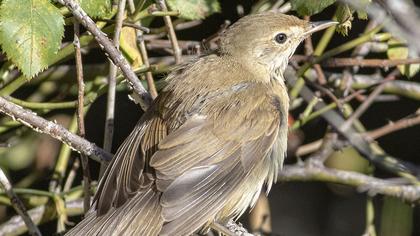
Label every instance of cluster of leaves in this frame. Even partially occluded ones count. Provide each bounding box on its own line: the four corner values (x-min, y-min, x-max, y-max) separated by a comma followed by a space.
290, 0, 370, 35
0, 0, 112, 78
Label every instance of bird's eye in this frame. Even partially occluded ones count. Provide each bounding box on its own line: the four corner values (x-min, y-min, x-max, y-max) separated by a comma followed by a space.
274, 33, 287, 44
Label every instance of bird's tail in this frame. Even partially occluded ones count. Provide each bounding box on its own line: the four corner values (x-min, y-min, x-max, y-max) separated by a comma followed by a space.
66, 189, 163, 235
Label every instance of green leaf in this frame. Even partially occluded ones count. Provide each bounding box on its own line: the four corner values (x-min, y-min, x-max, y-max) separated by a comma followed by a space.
335, 4, 354, 36
0, 0, 64, 78
167, 0, 220, 20
387, 39, 420, 78
356, 0, 371, 20
79, 0, 113, 18
290, 0, 336, 16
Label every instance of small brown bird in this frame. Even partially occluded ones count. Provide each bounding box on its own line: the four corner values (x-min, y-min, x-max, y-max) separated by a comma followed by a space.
67, 12, 336, 236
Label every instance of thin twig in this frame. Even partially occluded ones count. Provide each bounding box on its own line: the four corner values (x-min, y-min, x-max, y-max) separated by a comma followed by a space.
63, 158, 80, 192
0, 168, 41, 236
101, 0, 127, 179
128, 1, 158, 98
366, 113, 420, 140
342, 0, 420, 54
73, 19, 91, 214
308, 132, 338, 164
0, 198, 84, 235
97, 19, 150, 33
0, 96, 112, 162
278, 164, 420, 204
303, 16, 327, 85
296, 112, 420, 156
285, 68, 420, 181
155, 0, 182, 64
322, 57, 420, 68
57, 0, 152, 109
341, 69, 399, 131
327, 72, 420, 101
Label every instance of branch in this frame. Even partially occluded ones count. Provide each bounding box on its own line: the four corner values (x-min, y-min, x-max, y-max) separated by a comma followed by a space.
0, 96, 112, 163
155, 0, 182, 64
342, 0, 420, 55
0, 198, 84, 236
366, 113, 420, 139
73, 19, 91, 214
285, 68, 420, 181
328, 72, 420, 101
278, 164, 420, 204
0, 168, 41, 236
341, 69, 398, 131
128, 2, 158, 98
101, 0, 127, 179
321, 57, 420, 67
57, 0, 152, 109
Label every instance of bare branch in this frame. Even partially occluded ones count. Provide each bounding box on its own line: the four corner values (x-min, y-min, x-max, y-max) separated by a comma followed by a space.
322, 57, 420, 68
73, 19, 91, 214
128, 2, 158, 98
0, 168, 41, 236
366, 113, 420, 139
0, 96, 112, 163
0, 198, 84, 236
155, 0, 182, 64
278, 164, 420, 204
57, 0, 152, 109
341, 69, 399, 131
285, 68, 420, 181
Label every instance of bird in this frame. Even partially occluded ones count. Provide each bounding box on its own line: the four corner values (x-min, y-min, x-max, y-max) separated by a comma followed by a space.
66, 12, 336, 236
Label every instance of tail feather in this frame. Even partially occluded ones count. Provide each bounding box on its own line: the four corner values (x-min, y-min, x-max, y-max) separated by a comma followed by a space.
66, 189, 163, 236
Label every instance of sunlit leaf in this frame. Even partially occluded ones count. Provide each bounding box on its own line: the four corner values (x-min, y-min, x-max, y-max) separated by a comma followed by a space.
0, 0, 64, 78
387, 38, 420, 78
167, 0, 220, 20
79, 0, 113, 18
336, 4, 353, 36
290, 0, 336, 16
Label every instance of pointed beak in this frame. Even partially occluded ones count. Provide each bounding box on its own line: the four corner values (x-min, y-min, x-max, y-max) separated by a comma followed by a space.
304, 20, 338, 36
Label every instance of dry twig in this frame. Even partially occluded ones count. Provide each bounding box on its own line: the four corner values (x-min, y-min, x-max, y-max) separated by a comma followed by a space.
0, 96, 112, 162
0, 168, 41, 236
57, 0, 152, 109
73, 19, 91, 214
155, 0, 182, 64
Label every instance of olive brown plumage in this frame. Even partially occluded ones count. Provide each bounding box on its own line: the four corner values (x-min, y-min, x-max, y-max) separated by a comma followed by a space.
66, 12, 336, 236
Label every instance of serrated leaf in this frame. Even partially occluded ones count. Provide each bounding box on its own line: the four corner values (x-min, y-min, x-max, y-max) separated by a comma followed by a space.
167, 0, 220, 20
0, 0, 64, 78
336, 4, 354, 36
290, 0, 336, 16
79, 0, 113, 18
387, 39, 420, 78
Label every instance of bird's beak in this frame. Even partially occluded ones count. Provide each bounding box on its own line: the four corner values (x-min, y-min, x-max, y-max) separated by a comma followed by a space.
304, 21, 338, 36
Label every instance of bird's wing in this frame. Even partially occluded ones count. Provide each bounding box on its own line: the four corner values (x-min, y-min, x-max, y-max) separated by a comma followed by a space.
94, 111, 167, 215
150, 91, 282, 235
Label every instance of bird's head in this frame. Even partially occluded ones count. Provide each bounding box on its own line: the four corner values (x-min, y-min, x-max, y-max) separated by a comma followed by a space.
219, 12, 337, 76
